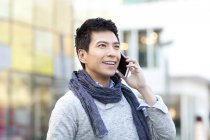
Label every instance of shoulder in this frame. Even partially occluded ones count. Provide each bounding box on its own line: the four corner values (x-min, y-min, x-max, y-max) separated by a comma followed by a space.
47, 91, 82, 139
52, 90, 82, 117
57, 90, 80, 105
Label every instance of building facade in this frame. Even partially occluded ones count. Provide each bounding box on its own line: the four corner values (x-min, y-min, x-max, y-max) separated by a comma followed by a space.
0, 0, 74, 139
115, 0, 210, 139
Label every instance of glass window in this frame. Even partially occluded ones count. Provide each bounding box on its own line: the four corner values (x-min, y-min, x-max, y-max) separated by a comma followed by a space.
64, 56, 73, 78
33, 76, 53, 140
138, 29, 161, 67
34, 0, 53, 29
138, 30, 147, 67
162, 94, 181, 139
64, 35, 73, 57
12, 0, 33, 24
0, 21, 10, 44
54, 0, 72, 33
10, 73, 32, 140
54, 55, 62, 78
12, 24, 33, 48
0, 45, 11, 69
122, 31, 130, 55
0, 71, 9, 139
35, 30, 53, 55
54, 34, 73, 78
53, 33, 60, 55
12, 24, 33, 72
0, 0, 10, 19
34, 30, 53, 75
34, 53, 53, 76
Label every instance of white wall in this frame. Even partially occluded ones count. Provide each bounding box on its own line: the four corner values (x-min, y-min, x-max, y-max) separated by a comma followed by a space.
115, 1, 210, 80
114, 1, 210, 139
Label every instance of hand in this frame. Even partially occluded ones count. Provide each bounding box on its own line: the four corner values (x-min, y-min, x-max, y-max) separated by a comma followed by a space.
117, 56, 156, 106
117, 56, 146, 90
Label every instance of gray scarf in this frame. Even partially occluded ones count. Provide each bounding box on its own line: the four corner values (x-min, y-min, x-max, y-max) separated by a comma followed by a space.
68, 70, 151, 140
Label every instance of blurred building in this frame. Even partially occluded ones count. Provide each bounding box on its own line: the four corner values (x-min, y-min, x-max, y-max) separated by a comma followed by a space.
71, 0, 122, 70
1, 0, 210, 140
115, 0, 210, 140
0, 0, 73, 139
70, 0, 210, 139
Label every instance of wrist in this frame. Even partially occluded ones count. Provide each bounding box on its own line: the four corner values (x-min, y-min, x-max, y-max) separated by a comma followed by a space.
137, 85, 156, 106
137, 85, 149, 93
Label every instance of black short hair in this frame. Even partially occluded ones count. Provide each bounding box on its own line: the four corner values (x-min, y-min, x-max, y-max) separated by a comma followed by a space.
75, 17, 119, 68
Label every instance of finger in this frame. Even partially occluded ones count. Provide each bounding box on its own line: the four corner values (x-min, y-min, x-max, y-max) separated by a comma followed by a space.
126, 58, 140, 66
126, 63, 142, 73
116, 70, 126, 79
126, 63, 140, 69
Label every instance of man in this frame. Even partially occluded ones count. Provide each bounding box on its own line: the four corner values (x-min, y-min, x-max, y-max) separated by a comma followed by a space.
47, 17, 176, 140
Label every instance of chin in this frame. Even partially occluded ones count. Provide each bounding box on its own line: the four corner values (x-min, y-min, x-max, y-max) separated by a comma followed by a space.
101, 70, 116, 77
107, 71, 116, 76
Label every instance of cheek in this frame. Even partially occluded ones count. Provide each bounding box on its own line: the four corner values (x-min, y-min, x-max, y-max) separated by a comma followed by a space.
86, 53, 101, 64
117, 53, 121, 60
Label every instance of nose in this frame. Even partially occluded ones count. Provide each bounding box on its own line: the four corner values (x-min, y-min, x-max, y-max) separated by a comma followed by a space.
107, 46, 119, 57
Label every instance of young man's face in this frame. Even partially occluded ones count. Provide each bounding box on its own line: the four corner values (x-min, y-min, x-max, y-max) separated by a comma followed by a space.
81, 30, 121, 80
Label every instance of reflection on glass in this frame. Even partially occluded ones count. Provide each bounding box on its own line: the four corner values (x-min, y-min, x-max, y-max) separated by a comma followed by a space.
34, 30, 53, 75
10, 73, 32, 140
12, 23, 33, 72
34, 77, 53, 140
0, 0, 74, 139
54, 0, 72, 33
53, 34, 60, 55
12, 0, 33, 24
163, 95, 181, 139
0, 21, 10, 44
64, 35, 73, 56
35, 30, 53, 55
0, 45, 11, 69
0, 0, 10, 19
34, 0, 53, 29
12, 23, 32, 48
138, 29, 161, 67
0, 71, 8, 139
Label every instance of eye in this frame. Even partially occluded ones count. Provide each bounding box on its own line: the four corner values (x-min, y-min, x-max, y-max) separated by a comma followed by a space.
114, 45, 120, 48
114, 45, 120, 49
98, 44, 106, 48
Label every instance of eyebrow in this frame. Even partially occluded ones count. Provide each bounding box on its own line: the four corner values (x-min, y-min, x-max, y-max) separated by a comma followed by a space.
97, 41, 120, 45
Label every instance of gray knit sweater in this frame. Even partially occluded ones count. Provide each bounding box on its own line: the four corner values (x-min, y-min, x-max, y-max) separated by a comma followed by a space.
47, 91, 176, 140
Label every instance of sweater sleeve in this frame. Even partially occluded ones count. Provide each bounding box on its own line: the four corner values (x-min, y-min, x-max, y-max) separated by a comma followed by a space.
46, 92, 78, 140
144, 104, 176, 140
138, 95, 168, 114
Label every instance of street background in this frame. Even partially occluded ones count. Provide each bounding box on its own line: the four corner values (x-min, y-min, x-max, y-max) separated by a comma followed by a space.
0, 0, 210, 139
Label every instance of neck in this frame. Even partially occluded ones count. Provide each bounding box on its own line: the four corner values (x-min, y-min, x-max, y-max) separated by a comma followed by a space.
85, 70, 110, 87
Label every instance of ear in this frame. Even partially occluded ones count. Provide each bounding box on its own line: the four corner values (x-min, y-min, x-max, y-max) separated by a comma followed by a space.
78, 49, 87, 63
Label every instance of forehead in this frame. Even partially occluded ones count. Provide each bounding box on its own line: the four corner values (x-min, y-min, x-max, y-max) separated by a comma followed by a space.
90, 31, 119, 43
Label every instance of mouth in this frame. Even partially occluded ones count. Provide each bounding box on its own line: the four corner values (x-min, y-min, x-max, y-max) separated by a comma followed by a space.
102, 61, 117, 66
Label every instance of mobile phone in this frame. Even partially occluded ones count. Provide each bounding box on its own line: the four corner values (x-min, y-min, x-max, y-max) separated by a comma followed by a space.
118, 53, 129, 77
